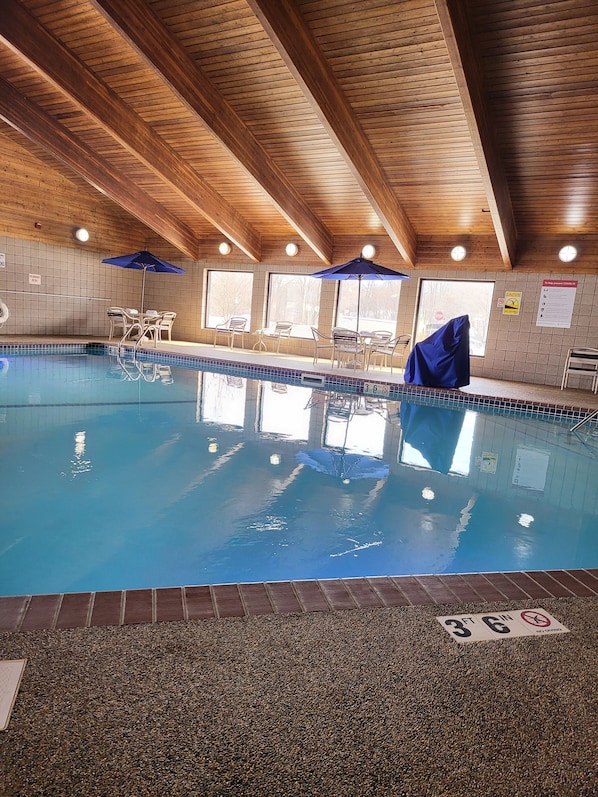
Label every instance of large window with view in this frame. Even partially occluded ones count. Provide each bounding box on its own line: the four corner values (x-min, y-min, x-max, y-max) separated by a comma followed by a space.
335, 280, 403, 335
266, 274, 322, 338
205, 270, 253, 329
415, 279, 494, 356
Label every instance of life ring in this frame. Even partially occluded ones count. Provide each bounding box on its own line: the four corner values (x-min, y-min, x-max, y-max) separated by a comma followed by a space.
0, 300, 9, 325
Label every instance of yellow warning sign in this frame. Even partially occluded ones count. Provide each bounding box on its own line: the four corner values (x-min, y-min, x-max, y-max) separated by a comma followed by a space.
503, 291, 522, 315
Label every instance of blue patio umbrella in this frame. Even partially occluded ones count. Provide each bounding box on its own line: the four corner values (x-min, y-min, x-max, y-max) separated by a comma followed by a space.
297, 449, 389, 482
311, 256, 409, 331
102, 250, 185, 313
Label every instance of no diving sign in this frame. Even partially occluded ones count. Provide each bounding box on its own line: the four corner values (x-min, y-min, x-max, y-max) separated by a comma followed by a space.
437, 608, 569, 643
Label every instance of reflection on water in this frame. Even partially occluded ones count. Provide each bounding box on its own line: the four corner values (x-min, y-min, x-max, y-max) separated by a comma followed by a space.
0, 353, 597, 595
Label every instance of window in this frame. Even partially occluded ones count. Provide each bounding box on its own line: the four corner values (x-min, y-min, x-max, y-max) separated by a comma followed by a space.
266, 274, 321, 338
205, 270, 253, 329
335, 279, 403, 334
415, 279, 494, 356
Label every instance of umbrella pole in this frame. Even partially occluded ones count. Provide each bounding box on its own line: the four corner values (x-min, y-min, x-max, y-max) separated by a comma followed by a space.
356, 275, 362, 332
141, 267, 147, 314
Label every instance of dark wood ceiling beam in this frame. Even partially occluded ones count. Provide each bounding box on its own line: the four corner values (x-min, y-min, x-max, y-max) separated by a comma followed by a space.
434, 0, 517, 269
246, 0, 417, 267
0, 76, 199, 258
0, 0, 261, 261
90, 0, 334, 265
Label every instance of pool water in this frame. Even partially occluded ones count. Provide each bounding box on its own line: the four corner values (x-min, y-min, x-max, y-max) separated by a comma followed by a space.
1, 353, 597, 596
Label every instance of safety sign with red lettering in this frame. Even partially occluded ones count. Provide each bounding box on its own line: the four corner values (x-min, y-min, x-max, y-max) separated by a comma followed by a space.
436, 608, 569, 643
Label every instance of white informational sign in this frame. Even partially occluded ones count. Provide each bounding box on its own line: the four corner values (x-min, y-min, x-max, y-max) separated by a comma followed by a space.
28, 273, 41, 285
0, 659, 27, 731
0, 253, 5, 268
437, 609, 569, 644
536, 279, 577, 328
512, 448, 550, 491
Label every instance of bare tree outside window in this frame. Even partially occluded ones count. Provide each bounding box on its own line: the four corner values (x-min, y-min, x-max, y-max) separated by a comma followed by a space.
267, 274, 322, 338
336, 280, 403, 334
206, 271, 253, 328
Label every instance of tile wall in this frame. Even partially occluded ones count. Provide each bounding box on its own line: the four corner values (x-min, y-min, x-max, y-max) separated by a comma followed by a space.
1, 234, 598, 387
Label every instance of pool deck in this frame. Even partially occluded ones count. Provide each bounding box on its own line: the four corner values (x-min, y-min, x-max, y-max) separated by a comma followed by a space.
1, 334, 597, 632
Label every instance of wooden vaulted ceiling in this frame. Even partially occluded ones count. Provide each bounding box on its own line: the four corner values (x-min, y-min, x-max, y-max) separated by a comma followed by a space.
0, 0, 596, 270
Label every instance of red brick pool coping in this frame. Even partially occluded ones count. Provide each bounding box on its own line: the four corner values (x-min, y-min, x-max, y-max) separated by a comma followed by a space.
1, 570, 596, 631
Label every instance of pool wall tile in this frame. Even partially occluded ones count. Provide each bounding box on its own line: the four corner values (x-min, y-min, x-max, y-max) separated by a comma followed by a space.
567, 570, 598, 593
239, 583, 274, 616
545, 570, 596, 597
155, 588, 186, 623
399, 577, 437, 605
414, 575, 460, 604
265, 581, 303, 614
55, 593, 93, 629
527, 571, 576, 598
90, 591, 124, 627
505, 572, 553, 599
0, 570, 595, 631
342, 578, 384, 609
212, 584, 245, 618
185, 586, 216, 620
368, 577, 411, 607
292, 581, 332, 613
0, 596, 29, 632
481, 573, 531, 601
123, 589, 154, 625
20, 594, 62, 631
318, 580, 357, 611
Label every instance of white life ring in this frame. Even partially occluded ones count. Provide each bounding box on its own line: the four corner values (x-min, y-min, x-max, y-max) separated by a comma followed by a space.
0, 300, 9, 325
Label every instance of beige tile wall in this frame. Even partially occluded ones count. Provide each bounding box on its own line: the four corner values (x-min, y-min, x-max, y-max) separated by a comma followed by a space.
1, 234, 597, 387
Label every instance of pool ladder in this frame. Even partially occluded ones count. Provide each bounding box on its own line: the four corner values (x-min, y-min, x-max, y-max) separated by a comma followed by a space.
570, 409, 598, 432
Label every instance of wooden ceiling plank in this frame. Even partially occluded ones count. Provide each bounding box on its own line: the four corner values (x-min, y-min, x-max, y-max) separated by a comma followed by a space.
434, 0, 517, 269
246, 0, 417, 267
0, 75, 199, 258
89, 0, 334, 265
0, 0, 261, 261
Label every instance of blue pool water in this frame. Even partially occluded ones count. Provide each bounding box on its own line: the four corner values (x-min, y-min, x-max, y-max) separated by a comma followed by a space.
0, 352, 597, 596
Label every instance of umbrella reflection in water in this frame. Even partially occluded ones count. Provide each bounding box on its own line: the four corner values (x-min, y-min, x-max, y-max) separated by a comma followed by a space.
297, 392, 389, 483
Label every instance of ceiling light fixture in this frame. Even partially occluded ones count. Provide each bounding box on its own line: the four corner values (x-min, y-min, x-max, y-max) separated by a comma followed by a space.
450, 245, 466, 262
558, 245, 577, 263
74, 227, 89, 242
361, 244, 376, 259
219, 241, 232, 255
285, 243, 299, 257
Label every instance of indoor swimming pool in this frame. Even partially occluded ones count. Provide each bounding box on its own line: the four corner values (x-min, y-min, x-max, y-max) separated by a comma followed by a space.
0, 351, 597, 596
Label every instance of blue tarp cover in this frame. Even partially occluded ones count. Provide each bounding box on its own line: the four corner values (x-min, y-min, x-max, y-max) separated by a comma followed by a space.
404, 315, 470, 388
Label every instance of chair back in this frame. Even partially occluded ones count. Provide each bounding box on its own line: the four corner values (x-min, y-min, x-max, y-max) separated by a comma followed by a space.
158, 311, 176, 327
229, 316, 248, 331
273, 322, 292, 337
333, 328, 361, 346
369, 330, 393, 345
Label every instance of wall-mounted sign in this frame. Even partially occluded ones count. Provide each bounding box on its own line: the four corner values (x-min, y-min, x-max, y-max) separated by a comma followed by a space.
0, 253, 5, 268
536, 279, 577, 328
28, 273, 41, 285
503, 291, 522, 315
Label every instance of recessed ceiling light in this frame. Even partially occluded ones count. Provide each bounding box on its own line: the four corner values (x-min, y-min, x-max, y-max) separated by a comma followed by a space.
219, 241, 232, 255
451, 245, 466, 261
361, 244, 376, 259
285, 243, 299, 256
74, 227, 89, 242
558, 245, 577, 263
